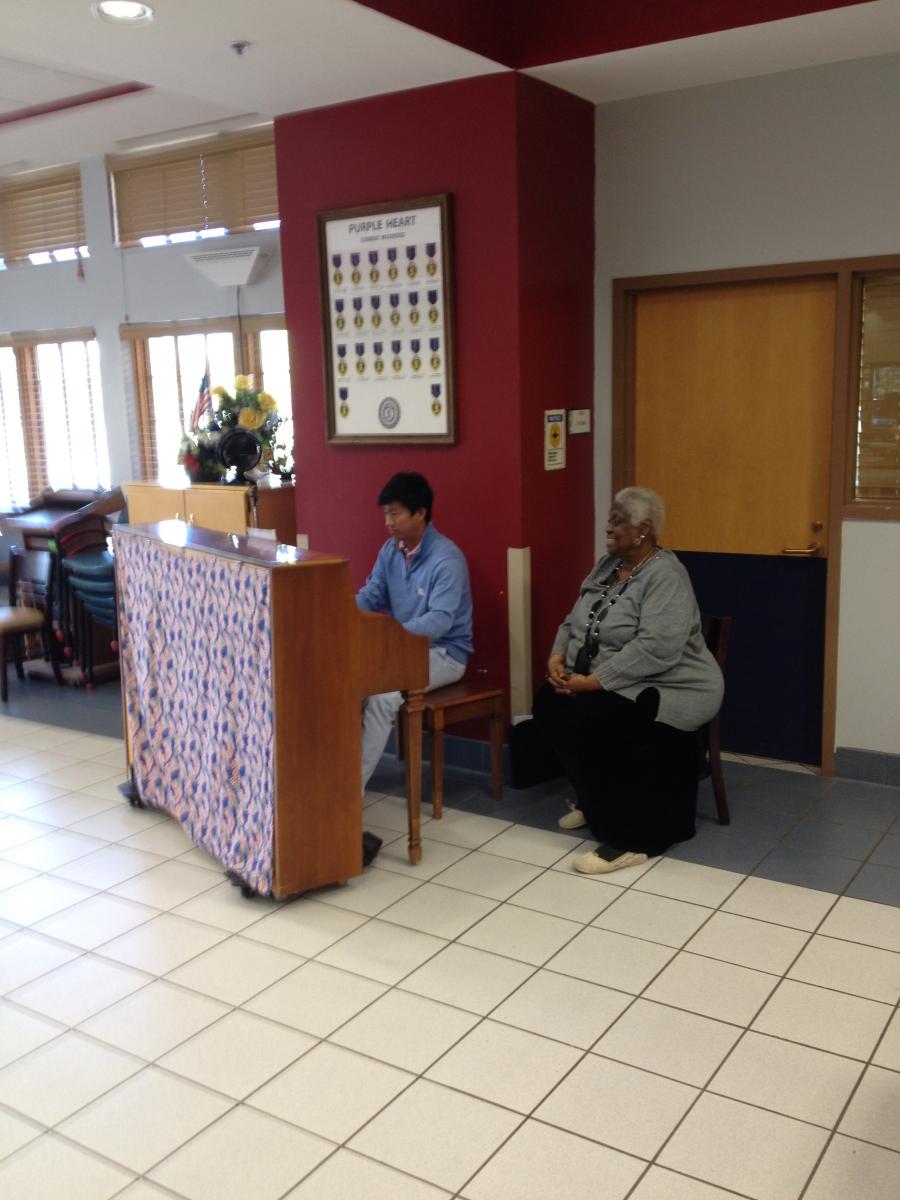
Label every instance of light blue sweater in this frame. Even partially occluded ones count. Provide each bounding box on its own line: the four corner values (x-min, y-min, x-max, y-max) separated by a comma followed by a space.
356, 524, 473, 664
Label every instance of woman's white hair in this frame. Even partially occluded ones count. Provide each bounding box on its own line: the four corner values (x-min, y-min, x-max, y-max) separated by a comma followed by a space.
614, 486, 665, 539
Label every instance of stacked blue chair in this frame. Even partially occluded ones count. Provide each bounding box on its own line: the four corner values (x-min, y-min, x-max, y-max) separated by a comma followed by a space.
52, 514, 118, 689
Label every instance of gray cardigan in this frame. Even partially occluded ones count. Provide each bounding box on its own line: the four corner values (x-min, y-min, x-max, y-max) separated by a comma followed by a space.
551, 549, 723, 731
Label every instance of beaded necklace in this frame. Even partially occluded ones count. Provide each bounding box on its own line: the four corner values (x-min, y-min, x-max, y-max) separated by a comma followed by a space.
572, 548, 662, 674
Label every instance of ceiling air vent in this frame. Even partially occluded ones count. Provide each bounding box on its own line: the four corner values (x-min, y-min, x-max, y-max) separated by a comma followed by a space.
184, 245, 268, 287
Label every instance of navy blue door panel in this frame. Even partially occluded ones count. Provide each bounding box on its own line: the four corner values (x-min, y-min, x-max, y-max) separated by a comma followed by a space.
677, 551, 826, 765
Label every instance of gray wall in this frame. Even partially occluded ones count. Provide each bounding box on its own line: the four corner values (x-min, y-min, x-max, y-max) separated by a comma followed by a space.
593, 52, 900, 758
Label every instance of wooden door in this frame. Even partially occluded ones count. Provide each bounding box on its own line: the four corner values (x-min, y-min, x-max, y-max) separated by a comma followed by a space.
631, 277, 836, 764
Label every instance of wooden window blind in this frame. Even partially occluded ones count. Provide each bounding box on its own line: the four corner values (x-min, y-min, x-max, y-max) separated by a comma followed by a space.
109, 131, 279, 246
855, 274, 900, 503
0, 331, 109, 503
0, 169, 85, 263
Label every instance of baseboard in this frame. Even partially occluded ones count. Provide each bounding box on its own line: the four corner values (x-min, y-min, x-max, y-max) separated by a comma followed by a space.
835, 747, 900, 787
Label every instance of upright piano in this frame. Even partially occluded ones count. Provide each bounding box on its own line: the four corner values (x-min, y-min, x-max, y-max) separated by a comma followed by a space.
113, 521, 429, 898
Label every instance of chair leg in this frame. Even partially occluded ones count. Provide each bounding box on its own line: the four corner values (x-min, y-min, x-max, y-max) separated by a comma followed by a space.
0, 636, 7, 703
395, 708, 405, 762
707, 716, 730, 825
489, 701, 504, 801
43, 618, 64, 686
431, 713, 444, 820
13, 633, 26, 681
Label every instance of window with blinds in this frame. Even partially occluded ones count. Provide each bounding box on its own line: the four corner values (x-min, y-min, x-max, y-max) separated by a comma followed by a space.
0, 169, 86, 265
855, 274, 900, 503
0, 332, 110, 507
123, 318, 292, 485
108, 132, 279, 247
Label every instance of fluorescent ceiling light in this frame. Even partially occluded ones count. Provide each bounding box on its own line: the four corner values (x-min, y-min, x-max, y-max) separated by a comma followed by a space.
93, 2, 154, 26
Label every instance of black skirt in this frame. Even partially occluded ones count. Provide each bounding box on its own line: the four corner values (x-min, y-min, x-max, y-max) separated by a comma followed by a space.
532, 682, 698, 857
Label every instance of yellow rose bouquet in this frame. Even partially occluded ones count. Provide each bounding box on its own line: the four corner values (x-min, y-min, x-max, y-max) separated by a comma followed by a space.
179, 374, 291, 483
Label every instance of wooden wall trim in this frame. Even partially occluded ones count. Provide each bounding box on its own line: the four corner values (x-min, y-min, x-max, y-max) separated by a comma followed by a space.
611, 280, 634, 492
611, 253, 900, 775
821, 268, 854, 776
615, 252, 900, 294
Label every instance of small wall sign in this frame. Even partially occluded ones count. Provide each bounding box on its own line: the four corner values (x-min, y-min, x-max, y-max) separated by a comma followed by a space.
544, 409, 566, 470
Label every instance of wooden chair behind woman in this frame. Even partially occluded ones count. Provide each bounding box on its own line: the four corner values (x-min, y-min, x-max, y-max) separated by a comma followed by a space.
699, 614, 732, 825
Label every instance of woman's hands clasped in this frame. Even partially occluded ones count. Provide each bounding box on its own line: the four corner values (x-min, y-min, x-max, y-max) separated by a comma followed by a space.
546, 654, 601, 697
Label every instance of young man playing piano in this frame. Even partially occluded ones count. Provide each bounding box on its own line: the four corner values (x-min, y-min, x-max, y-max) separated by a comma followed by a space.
356, 472, 473, 793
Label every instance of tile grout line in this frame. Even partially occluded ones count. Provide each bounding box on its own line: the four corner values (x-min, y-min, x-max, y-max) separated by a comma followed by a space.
3, 732, 900, 1196
796, 992, 900, 1199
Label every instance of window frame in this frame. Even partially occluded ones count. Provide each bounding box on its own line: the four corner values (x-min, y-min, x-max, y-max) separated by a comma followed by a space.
842, 264, 900, 520
121, 315, 289, 482
0, 328, 107, 504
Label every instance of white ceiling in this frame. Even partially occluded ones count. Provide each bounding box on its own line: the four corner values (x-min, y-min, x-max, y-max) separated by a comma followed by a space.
0, 0, 898, 176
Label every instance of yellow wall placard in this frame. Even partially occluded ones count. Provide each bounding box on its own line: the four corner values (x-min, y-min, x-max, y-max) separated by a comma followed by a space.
544, 409, 566, 471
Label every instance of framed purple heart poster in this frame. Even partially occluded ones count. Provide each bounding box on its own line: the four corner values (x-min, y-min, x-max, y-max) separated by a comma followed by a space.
318, 194, 456, 444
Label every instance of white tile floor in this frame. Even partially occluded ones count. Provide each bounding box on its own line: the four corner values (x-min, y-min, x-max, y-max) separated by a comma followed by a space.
0, 715, 898, 1200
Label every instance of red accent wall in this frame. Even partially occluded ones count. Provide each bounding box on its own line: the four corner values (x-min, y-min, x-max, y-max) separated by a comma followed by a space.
517, 77, 595, 686
274, 73, 594, 698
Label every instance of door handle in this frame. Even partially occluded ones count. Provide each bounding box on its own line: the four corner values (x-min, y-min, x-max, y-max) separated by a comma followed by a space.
781, 543, 822, 556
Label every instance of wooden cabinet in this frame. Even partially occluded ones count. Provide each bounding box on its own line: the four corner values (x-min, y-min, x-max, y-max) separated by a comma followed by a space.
124, 482, 296, 544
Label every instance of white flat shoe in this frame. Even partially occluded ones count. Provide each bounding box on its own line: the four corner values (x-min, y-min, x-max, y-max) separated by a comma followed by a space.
573, 848, 647, 875
558, 808, 587, 830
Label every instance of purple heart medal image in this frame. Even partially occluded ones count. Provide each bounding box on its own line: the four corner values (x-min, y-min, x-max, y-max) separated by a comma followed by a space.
323, 200, 448, 437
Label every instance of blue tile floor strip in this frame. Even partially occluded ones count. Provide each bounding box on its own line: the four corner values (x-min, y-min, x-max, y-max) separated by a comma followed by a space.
369, 752, 900, 907
11, 674, 899, 907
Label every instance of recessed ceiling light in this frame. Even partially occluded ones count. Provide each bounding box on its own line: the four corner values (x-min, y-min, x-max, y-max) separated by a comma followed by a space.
92, 2, 154, 25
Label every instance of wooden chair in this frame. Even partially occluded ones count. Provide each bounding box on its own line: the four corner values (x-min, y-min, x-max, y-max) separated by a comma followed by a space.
700, 614, 732, 825
399, 681, 505, 818
1, 547, 65, 701
0, 604, 46, 702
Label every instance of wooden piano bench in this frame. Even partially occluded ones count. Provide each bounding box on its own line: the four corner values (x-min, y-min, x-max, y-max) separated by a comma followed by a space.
401, 682, 505, 820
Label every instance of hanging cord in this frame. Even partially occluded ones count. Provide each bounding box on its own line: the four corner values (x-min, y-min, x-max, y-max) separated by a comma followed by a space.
199, 153, 209, 233
76, 177, 85, 281
119, 247, 130, 322
237, 285, 246, 372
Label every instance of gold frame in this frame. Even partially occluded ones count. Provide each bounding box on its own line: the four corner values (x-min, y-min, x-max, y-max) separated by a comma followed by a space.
317, 194, 456, 444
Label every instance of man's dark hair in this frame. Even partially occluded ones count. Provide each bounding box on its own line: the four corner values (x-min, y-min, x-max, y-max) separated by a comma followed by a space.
377, 472, 433, 523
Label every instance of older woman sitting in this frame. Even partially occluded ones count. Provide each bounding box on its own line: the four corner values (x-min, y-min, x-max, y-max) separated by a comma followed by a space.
533, 486, 723, 875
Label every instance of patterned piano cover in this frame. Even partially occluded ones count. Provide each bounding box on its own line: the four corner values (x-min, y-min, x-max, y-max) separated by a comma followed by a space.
115, 530, 276, 894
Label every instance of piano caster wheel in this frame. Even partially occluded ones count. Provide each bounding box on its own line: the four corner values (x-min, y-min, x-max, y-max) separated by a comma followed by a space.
226, 869, 257, 899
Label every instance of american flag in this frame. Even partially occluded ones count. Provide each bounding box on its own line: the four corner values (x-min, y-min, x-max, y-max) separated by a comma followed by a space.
189, 367, 212, 428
